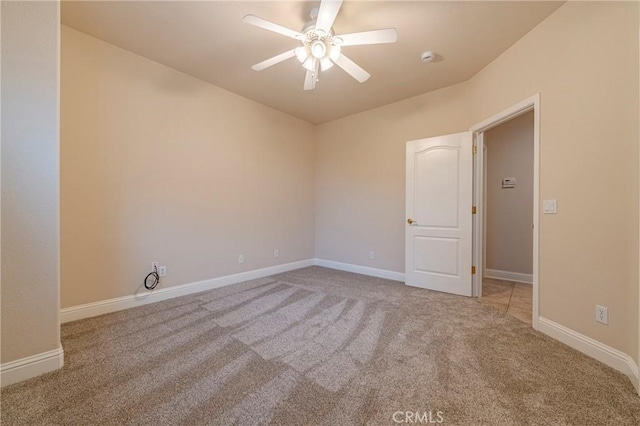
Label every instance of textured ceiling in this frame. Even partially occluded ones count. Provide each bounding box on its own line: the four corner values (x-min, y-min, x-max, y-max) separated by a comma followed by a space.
61, 1, 563, 124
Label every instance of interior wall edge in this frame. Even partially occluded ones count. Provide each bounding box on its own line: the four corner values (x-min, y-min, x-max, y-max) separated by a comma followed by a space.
637, 3, 640, 386
1, 0, 62, 366
0, 347, 64, 389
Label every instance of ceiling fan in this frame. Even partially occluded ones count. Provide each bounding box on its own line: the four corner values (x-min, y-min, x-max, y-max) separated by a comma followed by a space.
243, 0, 397, 90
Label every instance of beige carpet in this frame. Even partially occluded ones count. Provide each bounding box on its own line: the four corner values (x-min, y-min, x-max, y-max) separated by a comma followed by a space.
2, 266, 639, 425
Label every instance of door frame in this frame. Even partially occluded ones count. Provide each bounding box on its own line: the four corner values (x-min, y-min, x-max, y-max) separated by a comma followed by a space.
470, 94, 540, 330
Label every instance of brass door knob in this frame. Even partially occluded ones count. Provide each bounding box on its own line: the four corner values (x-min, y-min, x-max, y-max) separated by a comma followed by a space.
407, 218, 415, 225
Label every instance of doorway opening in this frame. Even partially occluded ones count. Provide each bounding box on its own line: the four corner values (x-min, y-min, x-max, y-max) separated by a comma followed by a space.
470, 94, 540, 329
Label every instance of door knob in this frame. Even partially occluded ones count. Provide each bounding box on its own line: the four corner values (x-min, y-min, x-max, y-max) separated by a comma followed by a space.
407, 218, 415, 225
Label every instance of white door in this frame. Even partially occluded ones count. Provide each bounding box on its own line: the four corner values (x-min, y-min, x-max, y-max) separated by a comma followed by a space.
405, 132, 473, 296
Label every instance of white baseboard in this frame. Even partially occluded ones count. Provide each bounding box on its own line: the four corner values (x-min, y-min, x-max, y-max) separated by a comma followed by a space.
61, 259, 315, 323
0, 347, 64, 388
538, 317, 639, 394
484, 268, 533, 284
314, 258, 405, 282
61, 258, 403, 324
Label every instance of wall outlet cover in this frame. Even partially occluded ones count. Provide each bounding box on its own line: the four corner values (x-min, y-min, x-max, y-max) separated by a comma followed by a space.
595, 305, 608, 325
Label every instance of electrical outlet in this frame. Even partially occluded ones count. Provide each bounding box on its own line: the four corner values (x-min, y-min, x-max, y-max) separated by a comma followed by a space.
238, 254, 244, 264
595, 305, 608, 325
151, 262, 159, 272
158, 266, 166, 277
273, 249, 279, 258
369, 251, 375, 259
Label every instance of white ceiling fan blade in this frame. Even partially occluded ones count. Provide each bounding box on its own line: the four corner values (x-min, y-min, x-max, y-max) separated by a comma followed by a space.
252, 49, 296, 71
242, 14, 302, 40
315, 0, 343, 34
333, 54, 370, 83
303, 60, 319, 90
336, 28, 398, 46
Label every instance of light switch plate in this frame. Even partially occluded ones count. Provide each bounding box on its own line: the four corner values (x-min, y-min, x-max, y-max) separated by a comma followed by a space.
543, 199, 557, 214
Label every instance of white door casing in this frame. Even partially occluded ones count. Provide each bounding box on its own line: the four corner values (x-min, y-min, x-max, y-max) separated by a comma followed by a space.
405, 132, 473, 296
470, 94, 540, 328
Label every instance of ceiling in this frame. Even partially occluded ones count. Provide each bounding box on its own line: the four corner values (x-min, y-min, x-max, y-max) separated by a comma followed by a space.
61, 1, 563, 124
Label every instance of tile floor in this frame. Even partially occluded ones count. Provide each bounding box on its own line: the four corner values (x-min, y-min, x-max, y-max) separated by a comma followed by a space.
480, 277, 533, 325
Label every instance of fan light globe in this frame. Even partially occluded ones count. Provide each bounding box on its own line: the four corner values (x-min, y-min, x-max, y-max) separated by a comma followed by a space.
295, 47, 308, 63
320, 58, 334, 71
329, 45, 341, 61
303, 57, 316, 72
311, 41, 327, 59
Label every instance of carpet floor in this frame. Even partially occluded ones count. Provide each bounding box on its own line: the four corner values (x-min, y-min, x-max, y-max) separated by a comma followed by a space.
2, 266, 639, 425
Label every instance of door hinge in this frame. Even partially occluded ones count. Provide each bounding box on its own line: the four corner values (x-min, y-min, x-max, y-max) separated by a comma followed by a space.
472, 206, 477, 214
472, 145, 477, 155
472, 266, 476, 275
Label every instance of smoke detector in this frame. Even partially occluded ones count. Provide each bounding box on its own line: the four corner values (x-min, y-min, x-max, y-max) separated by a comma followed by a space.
421, 51, 436, 62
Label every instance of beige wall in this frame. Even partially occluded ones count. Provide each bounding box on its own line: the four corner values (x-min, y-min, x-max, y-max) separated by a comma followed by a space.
469, 1, 638, 364
61, 27, 315, 307
1, 1, 62, 363
315, 82, 471, 270
316, 1, 639, 363
484, 111, 534, 275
